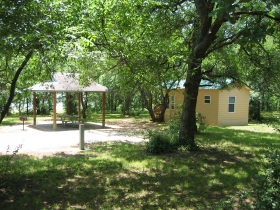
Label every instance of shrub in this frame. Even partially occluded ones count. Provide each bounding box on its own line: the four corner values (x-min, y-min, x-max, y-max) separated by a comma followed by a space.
214, 148, 280, 209
168, 114, 181, 143
169, 112, 208, 137
145, 130, 177, 155
145, 111, 209, 154
269, 116, 280, 133
214, 190, 252, 209
196, 113, 208, 133
254, 149, 280, 209
249, 97, 261, 121
253, 117, 280, 209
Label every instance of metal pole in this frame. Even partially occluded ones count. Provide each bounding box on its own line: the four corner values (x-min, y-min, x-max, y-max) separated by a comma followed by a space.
79, 124, 85, 150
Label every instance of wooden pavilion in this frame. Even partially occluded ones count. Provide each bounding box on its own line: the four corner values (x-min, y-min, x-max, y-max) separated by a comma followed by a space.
29, 73, 108, 130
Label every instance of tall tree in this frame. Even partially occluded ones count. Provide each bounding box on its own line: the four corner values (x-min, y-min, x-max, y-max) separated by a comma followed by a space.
240, 37, 280, 111
73, 0, 188, 121
0, 0, 69, 123
176, 0, 280, 149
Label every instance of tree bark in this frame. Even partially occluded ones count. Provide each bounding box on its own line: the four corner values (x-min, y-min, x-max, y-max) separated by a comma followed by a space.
66, 93, 74, 115
154, 93, 169, 122
178, 60, 202, 149
178, 0, 224, 149
122, 95, 131, 115
139, 87, 156, 122
0, 51, 33, 124
81, 92, 88, 119
26, 97, 29, 115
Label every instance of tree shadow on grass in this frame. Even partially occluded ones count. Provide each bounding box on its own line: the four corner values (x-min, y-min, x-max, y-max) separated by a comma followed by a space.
2, 122, 278, 210
0, 142, 263, 209
200, 126, 280, 147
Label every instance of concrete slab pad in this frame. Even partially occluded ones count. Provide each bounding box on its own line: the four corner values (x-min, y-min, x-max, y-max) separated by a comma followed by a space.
0, 121, 146, 156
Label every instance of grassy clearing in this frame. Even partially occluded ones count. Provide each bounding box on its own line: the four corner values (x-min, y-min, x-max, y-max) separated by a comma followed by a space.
1, 113, 151, 126
87, 113, 151, 123
1, 116, 24, 126
0, 123, 279, 209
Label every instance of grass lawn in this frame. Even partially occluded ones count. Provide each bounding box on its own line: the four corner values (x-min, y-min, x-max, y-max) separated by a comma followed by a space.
0, 117, 279, 209
1, 113, 151, 126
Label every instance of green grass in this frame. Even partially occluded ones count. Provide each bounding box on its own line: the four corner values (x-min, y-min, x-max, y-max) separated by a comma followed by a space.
1, 116, 25, 126
1, 123, 279, 209
1, 112, 151, 126
87, 113, 150, 123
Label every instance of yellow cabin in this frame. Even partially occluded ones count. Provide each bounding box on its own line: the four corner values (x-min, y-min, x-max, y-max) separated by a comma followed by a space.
164, 84, 250, 126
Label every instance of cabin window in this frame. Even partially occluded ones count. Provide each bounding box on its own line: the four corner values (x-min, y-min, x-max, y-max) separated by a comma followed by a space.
228, 96, 235, 112
204, 95, 211, 104
169, 95, 175, 109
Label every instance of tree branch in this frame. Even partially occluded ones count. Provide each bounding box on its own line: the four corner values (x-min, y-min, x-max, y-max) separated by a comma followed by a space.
0, 51, 33, 124
234, 11, 280, 23
206, 32, 242, 56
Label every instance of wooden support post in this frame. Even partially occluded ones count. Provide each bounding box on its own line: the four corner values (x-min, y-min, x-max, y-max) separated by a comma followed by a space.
102, 92, 106, 128
33, 92, 36, 125
53, 92, 57, 130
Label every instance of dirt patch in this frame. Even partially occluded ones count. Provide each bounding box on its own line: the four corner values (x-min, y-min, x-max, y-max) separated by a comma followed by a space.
105, 119, 165, 136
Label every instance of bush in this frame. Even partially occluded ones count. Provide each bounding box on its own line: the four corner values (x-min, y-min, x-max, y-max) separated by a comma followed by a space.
145, 130, 177, 155
168, 114, 181, 143
214, 148, 280, 209
169, 112, 208, 137
145, 111, 209, 154
214, 190, 252, 209
254, 149, 280, 209
196, 113, 208, 133
249, 97, 261, 121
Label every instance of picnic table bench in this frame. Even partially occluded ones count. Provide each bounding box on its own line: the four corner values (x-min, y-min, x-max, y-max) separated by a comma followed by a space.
58, 114, 84, 126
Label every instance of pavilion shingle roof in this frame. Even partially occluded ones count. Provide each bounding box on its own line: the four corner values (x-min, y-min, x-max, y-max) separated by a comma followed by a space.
29, 73, 108, 92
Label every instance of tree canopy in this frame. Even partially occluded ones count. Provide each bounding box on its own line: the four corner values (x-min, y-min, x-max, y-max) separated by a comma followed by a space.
1, 0, 279, 150
0, 0, 72, 123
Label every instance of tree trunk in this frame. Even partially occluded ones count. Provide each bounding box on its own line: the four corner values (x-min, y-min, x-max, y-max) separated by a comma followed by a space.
139, 87, 156, 121
178, 60, 202, 150
41, 98, 47, 115
157, 108, 164, 122
154, 93, 169, 122
47, 94, 52, 114
81, 92, 88, 119
0, 51, 33, 124
177, 0, 225, 150
26, 97, 29, 115
18, 103, 22, 115
66, 93, 74, 115
122, 95, 131, 115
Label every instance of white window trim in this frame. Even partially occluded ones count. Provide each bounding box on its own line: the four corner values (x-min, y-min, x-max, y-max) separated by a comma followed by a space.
170, 95, 175, 110
228, 96, 236, 113
204, 95, 211, 104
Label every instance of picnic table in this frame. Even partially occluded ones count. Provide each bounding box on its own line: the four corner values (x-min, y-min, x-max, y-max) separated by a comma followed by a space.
58, 114, 83, 126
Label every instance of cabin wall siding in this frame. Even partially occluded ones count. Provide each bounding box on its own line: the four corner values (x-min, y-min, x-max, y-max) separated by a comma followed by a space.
164, 86, 250, 126
217, 87, 250, 126
196, 89, 220, 125
164, 89, 184, 121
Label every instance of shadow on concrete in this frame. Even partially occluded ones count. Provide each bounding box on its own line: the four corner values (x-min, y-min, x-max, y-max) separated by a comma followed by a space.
28, 122, 115, 132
